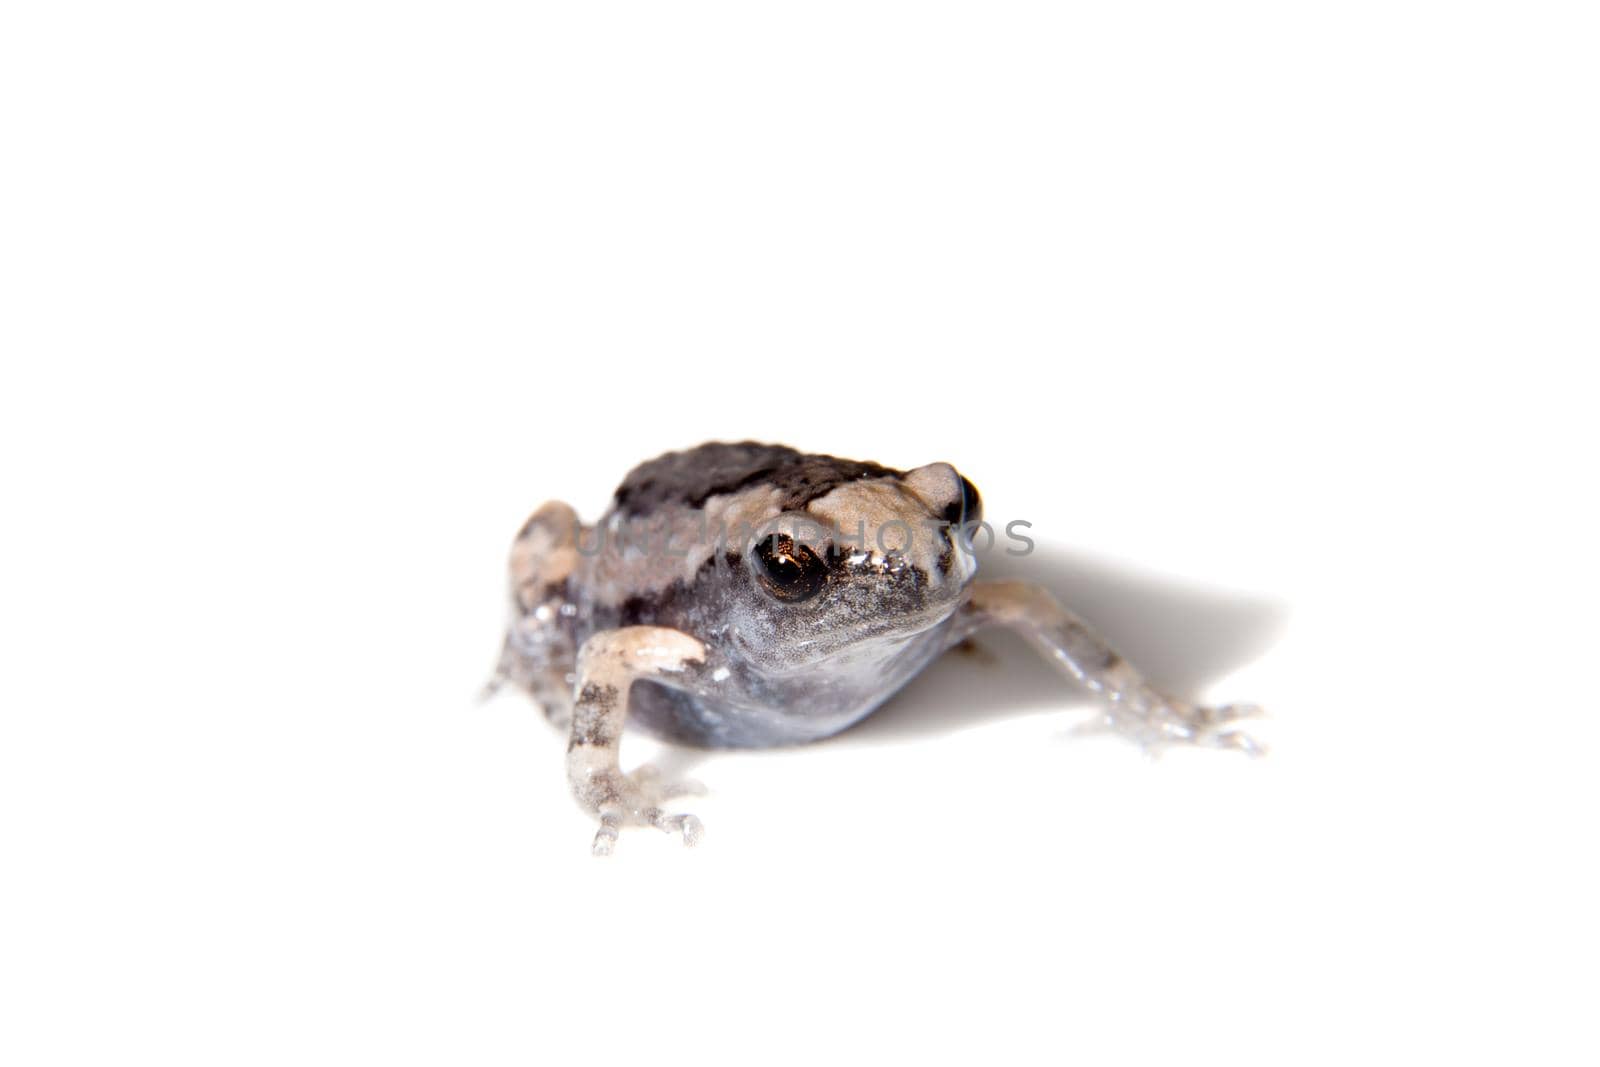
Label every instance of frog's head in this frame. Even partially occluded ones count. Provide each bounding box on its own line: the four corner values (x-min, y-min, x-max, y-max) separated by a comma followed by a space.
717, 462, 982, 674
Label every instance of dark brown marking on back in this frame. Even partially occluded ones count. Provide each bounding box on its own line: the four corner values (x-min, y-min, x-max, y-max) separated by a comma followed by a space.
611, 441, 904, 518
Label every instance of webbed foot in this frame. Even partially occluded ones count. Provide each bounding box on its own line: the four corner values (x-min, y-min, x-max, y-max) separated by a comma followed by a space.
582, 764, 705, 856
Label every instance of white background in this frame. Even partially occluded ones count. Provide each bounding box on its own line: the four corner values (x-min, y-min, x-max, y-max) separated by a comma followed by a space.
3, 2, 1596, 1064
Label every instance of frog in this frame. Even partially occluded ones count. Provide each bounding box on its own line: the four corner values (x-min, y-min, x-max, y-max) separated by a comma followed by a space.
486, 441, 1262, 855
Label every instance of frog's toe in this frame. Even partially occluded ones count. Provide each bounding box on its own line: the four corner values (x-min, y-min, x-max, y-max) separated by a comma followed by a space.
632, 769, 705, 845
1188, 703, 1267, 756
1209, 725, 1267, 757
591, 813, 623, 856
1073, 698, 1267, 759
584, 768, 706, 855
588, 804, 703, 855
1195, 702, 1264, 727
650, 810, 703, 847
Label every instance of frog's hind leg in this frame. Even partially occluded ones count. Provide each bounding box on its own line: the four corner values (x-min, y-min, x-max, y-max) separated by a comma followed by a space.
567, 626, 711, 855
955, 579, 1265, 756
485, 500, 583, 728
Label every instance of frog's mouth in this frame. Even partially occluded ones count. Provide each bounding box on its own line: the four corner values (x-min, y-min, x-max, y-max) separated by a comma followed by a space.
849, 608, 956, 645
734, 603, 957, 674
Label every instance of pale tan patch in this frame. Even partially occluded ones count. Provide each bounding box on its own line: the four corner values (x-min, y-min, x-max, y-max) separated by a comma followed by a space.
806, 473, 965, 584
901, 462, 963, 511
510, 500, 580, 602
576, 625, 707, 677
586, 484, 789, 602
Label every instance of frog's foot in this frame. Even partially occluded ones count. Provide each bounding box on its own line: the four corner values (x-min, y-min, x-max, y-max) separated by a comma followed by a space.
566, 625, 712, 856
961, 581, 1269, 760
580, 764, 705, 857
1073, 696, 1266, 758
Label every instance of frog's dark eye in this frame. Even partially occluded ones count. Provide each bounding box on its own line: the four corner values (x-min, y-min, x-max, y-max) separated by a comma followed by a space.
752, 534, 828, 602
942, 475, 983, 526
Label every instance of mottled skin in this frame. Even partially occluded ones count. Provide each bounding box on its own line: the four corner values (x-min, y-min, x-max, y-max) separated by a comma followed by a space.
489, 442, 1261, 854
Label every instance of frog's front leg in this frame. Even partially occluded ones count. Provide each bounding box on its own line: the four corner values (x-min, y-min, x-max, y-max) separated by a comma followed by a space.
567, 626, 710, 855
957, 580, 1264, 755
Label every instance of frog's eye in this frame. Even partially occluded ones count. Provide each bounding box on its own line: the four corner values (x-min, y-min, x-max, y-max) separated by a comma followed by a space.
942, 475, 983, 526
752, 534, 828, 602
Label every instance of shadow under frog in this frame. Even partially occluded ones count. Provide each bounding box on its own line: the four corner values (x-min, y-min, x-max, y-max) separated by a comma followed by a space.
844, 545, 1286, 743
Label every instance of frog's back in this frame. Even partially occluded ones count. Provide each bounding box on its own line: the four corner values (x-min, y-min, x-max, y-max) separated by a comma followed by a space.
606, 441, 903, 521
577, 440, 911, 640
